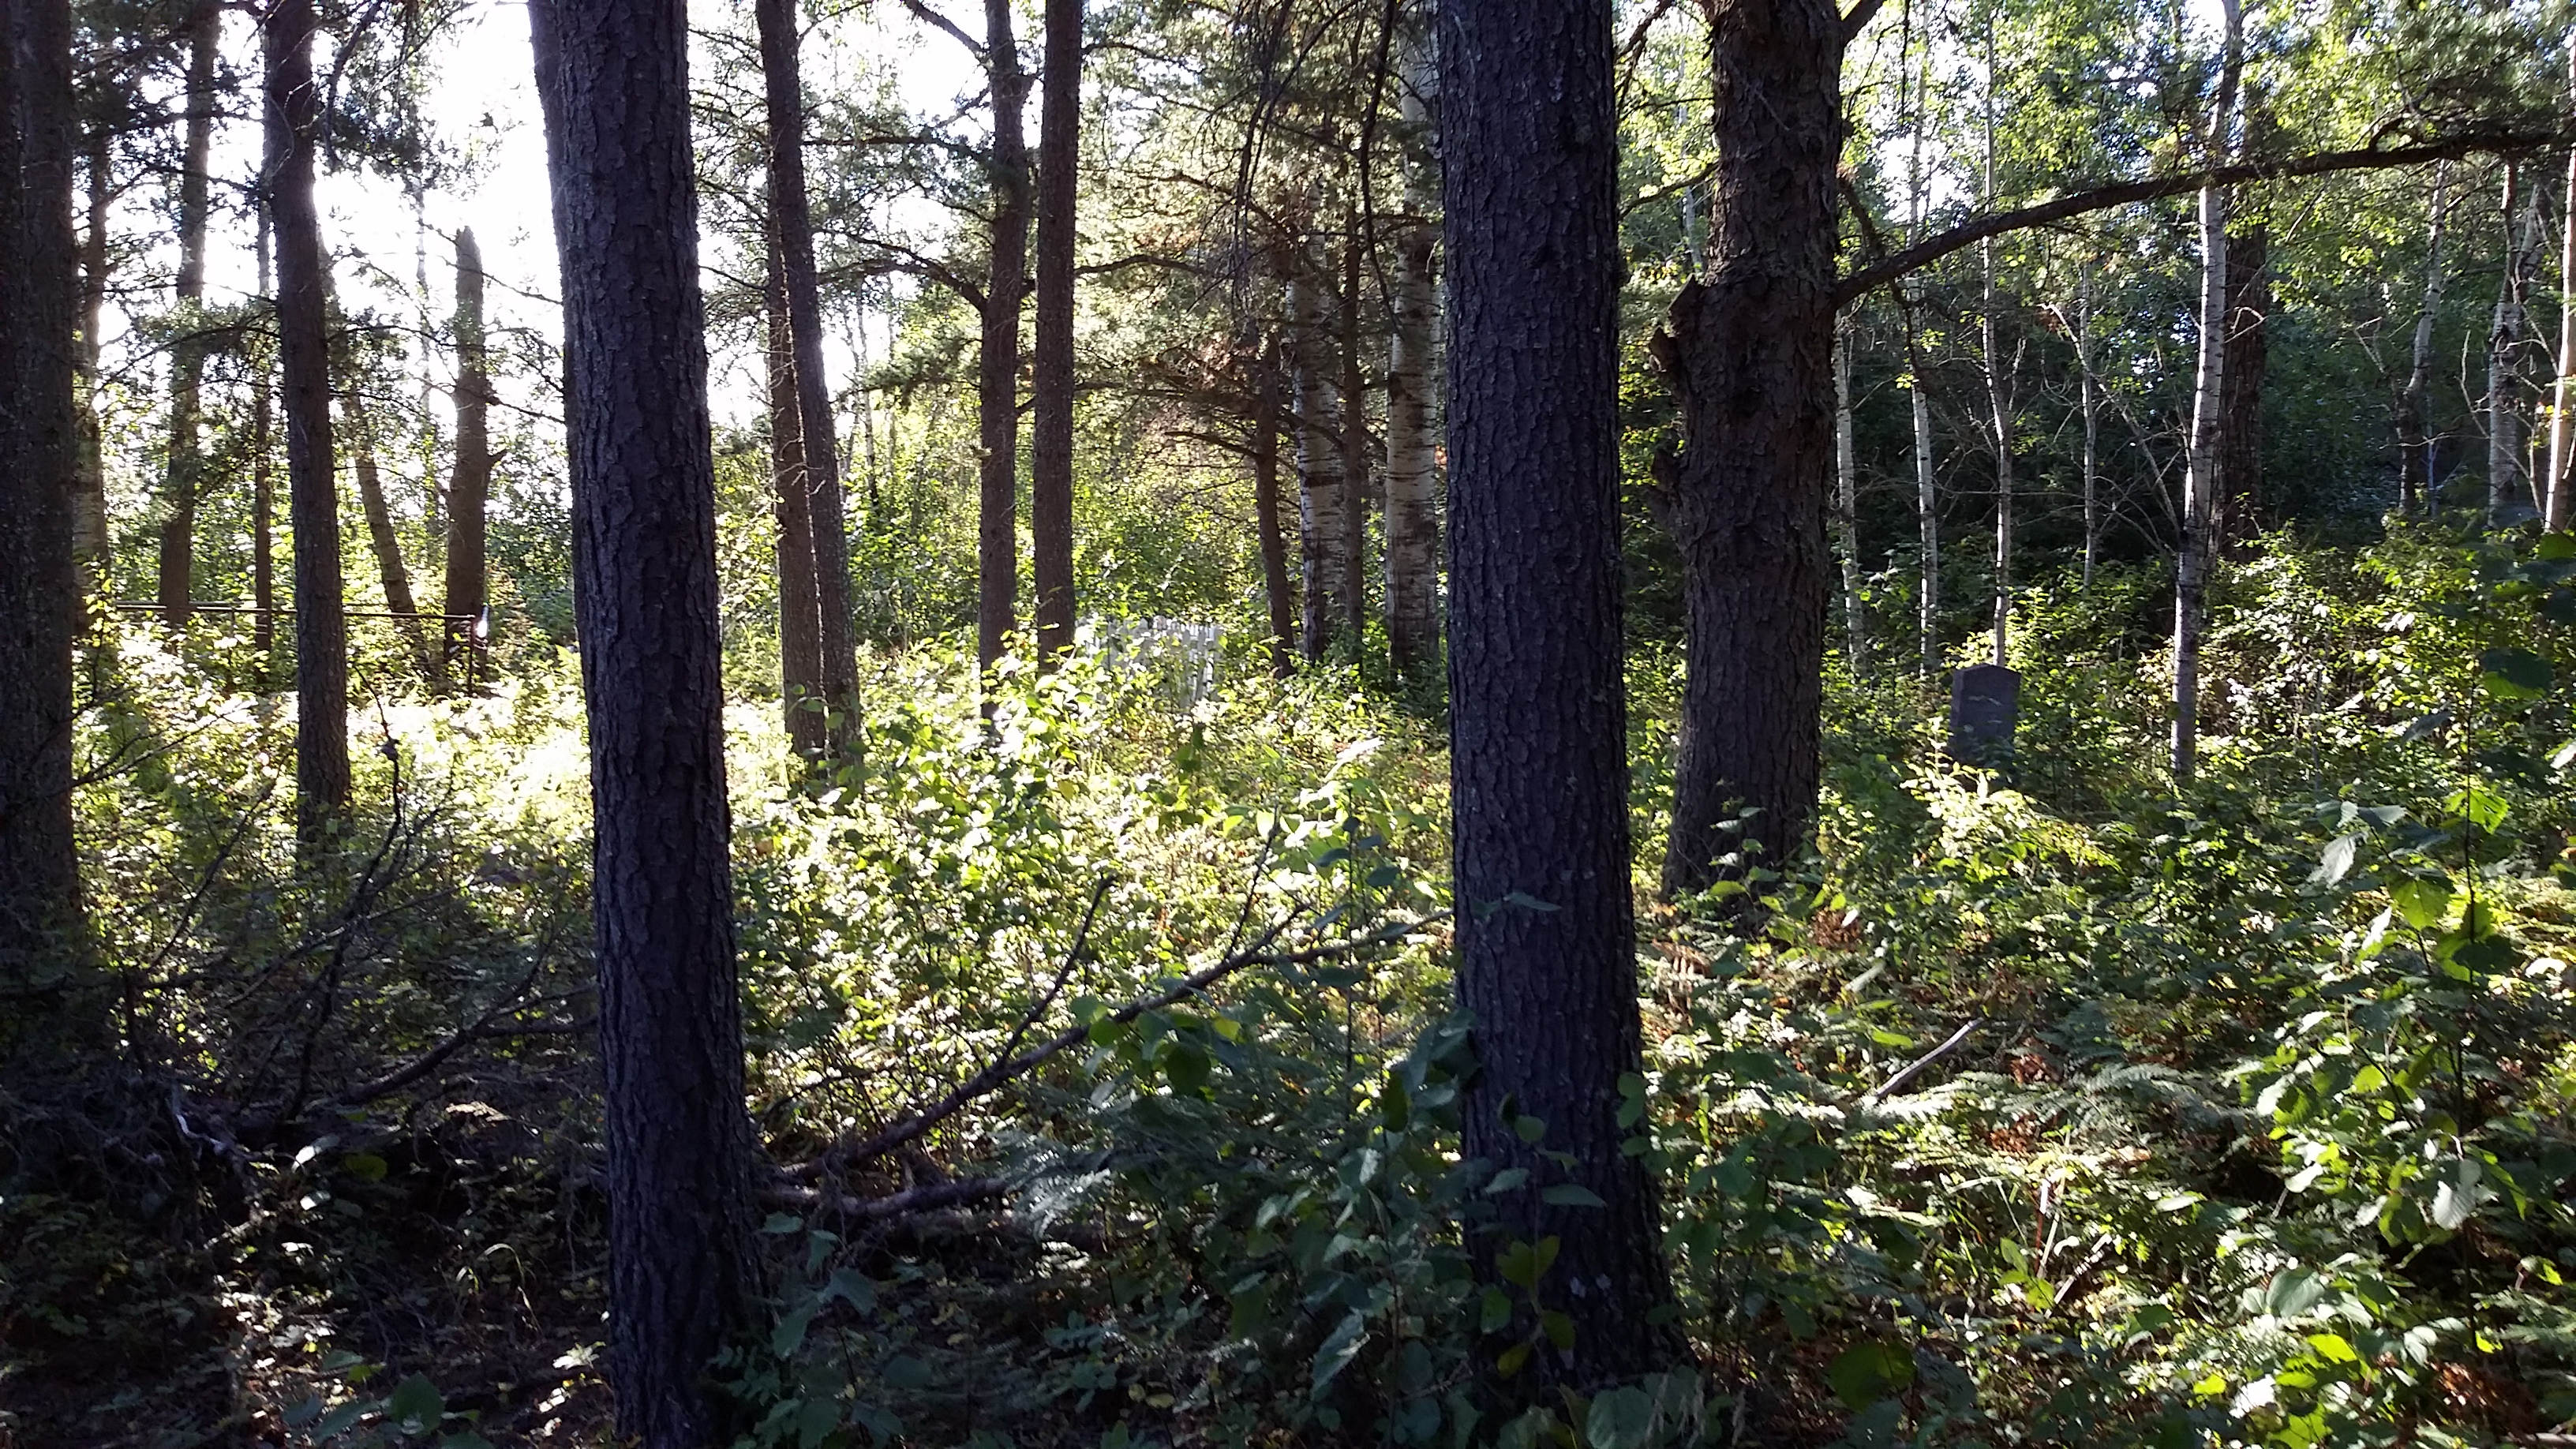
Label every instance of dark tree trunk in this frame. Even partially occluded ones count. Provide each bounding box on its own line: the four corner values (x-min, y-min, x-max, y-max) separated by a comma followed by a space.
528, 2, 763, 1443
442, 227, 492, 673
1287, 246, 1350, 662
341, 387, 433, 677
978, 0, 1031, 677
266, 0, 349, 845
766, 229, 826, 760
155, 0, 217, 627
2218, 223, 2267, 549
1655, 0, 1842, 895
755, 0, 859, 754
1383, 208, 1440, 680
1252, 337, 1297, 675
1029, 0, 1080, 665
1440, 0, 1683, 1387
0, 0, 89, 989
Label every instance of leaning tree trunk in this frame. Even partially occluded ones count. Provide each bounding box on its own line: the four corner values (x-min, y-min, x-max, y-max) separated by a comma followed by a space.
527, 2, 763, 1444
977, 0, 1031, 678
1440, 0, 1683, 1384
1656, 0, 1844, 895
756, 0, 860, 754
2488, 163, 2543, 526
2398, 162, 2451, 515
268, 0, 350, 845
1287, 248, 1351, 663
1252, 337, 1297, 676
155, 0, 218, 627
1029, 0, 1080, 665
0, 0, 91, 995
1383, 199, 1440, 681
340, 388, 433, 677
2171, 0, 2241, 790
442, 227, 492, 680
766, 232, 826, 760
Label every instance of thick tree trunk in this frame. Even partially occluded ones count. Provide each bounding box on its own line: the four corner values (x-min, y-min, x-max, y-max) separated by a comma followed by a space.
1440, 0, 1682, 1384
1833, 321, 1863, 671
72, 123, 106, 576
766, 233, 826, 759
1288, 249, 1351, 663
978, 0, 1031, 678
527, 2, 762, 1443
155, 0, 218, 627
1384, 208, 1440, 681
2172, 0, 2241, 790
341, 388, 433, 677
1251, 338, 1297, 676
267, 0, 350, 844
756, 0, 860, 754
2218, 223, 2267, 547
442, 227, 492, 676
2398, 162, 2451, 515
1657, 0, 1841, 894
0, 0, 90, 986
2488, 163, 2543, 526
1029, 0, 1079, 665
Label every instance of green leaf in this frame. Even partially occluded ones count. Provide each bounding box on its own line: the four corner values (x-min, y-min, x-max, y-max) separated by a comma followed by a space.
1513, 1114, 1548, 1145
1824, 1341, 1913, 1412
773, 1299, 819, 1357
2390, 875, 2452, 929
1312, 1310, 1368, 1395
2481, 648, 2552, 700
1585, 1387, 1657, 1449
824, 1268, 877, 1312
386, 1373, 444, 1431
2446, 784, 2510, 833
342, 1152, 388, 1183
1495, 1342, 1533, 1380
1480, 1288, 1514, 1333
1539, 1184, 1606, 1208
2263, 1268, 2327, 1319
2315, 833, 2362, 886
1538, 1309, 1574, 1350
1484, 1167, 1530, 1195
2432, 1156, 2491, 1231
1165, 1042, 1211, 1097
1497, 1237, 1560, 1290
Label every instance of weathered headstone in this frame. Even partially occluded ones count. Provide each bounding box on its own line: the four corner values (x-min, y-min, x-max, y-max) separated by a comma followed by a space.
1949, 663, 2020, 769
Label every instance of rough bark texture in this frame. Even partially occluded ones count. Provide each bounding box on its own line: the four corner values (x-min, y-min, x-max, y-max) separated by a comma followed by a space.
756, 0, 859, 753
155, 0, 218, 627
528, 1, 764, 1442
1288, 252, 1351, 663
2217, 223, 2267, 547
442, 227, 492, 672
1251, 339, 1297, 676
1656, 0, 1841, 893
268, 0, 350, 844
1384, 194, 1440, 681
1029, 0, 1080, 665
978, 0, 1031, 676
767, 233, 826, 759
1441, 0, 1683, 1385
342, 388, 432, 676
2398, 163, 2451, 515
0, 0, 89, 984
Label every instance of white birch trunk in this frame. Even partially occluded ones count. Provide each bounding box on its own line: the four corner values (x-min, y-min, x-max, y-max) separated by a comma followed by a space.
1835, 321, 1865, 673
2172, 0, 2241, 788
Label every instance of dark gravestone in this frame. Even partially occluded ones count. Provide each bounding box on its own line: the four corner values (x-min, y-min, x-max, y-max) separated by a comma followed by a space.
1949, 663, 2020, 769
